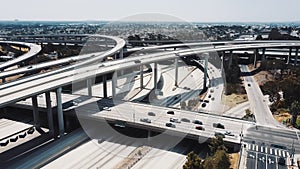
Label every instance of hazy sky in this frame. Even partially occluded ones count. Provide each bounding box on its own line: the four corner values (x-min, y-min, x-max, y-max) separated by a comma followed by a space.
1, 0, 299, 22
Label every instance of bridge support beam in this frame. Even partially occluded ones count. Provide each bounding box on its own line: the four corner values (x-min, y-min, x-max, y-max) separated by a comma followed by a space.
1, 77, 5, 83
295, 48, 299, 66
254, 49, 258, 68
32, 96, 40, 129
287, 48, 292, 64
103, 75, 108, 98
228, 50, 233, 67
56, 87, 64, 137
174, 58, 179, 87
203, 53, 209, 90
119, 49, 124, 59
153, 63, 158, 90
45, 92, 54, 137
140, 65, 144, 89
87, 78, 92, 97
261, 48, 266, 62
112, 72, 117, 97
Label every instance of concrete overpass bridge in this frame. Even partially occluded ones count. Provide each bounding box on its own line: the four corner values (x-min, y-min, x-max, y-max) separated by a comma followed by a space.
1, 35, 300, 148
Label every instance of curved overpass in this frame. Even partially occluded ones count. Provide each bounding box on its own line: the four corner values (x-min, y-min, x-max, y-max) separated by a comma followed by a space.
0, 41, 41, 71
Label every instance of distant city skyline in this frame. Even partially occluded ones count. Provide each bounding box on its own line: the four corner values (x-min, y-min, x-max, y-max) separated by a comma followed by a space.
1, 0, 300, 22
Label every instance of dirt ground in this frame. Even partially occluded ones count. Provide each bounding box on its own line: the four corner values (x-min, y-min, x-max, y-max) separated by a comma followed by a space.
229, 153, 240, 169
222, 93, 248, 109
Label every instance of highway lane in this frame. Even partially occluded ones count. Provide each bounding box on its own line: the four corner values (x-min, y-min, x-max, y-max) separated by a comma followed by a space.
241, 64, 281, 127
0, 41, 41, 70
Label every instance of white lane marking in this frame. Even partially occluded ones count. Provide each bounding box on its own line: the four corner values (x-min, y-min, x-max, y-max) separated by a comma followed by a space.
265, 147, 268, 154
278, 150, 281, 157
256, 145, 258, 152
275, 149, 277, 156
270, 148, 273, 155
287, 152, 290, 158
261, 146, 264, 153
282, 151, 286, 158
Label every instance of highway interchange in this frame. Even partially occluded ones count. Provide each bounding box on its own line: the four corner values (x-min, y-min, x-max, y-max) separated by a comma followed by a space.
0, 34, 300, 168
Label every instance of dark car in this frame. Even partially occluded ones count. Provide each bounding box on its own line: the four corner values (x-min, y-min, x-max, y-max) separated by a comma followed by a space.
195, 126, 205, 131
134, 60, 141, 64
213, 123, 225, 129
167, 111, 175, 115
166, 123, 176, 128
181, 118, 190, 123
148, 112, 156, 116
140, 118, 151, 123
278, 157, 285, 165
248, 83, 251, 87
215, 132, 225, 138
192, 120, 203, 125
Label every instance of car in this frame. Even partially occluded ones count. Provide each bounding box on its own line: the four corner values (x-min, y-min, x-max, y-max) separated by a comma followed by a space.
140, 118, 151, 123
225, 131, 234, 136
195, 126, 205, 131
167, 111, 175, 115
170, 118, 181, 123
278, 157, 285, 165
181, 118, 190, 123
215, 132, 225, 138
102, 107, 111, 111
213, 123, 225, 129
166, 123, 176, 128
201, 103, 207, 108
134, 60, 141, 64
192, 120, 203, 125
27, 66, 33, 69
148, 112, 156, 116
248, 83, 251, 87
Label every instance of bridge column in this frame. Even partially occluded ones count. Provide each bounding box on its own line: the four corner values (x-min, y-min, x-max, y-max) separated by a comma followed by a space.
32, 95, 40, 129
261, 48, 266, 62
254, 49, 258, 68
119, 49, 124, 59
56, 87, 64, 137
1, 77, 5, 83
287, 48, 292, 64
203, 53, 209, 90
87, 78, 92, 96
140, 65, 144, 89
153, 63, 158, 90
228, 50, 233, 67
174, 58, 179, 87
294, 48, 299, 66
221, 51, 225, 74
112, 72, 117, 97
45, 92, 54, 137
103, 75, 108, 98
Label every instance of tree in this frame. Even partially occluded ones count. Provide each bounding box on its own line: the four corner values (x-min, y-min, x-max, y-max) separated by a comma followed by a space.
291, 101, 300, 127
213, 150, 231, 169
209, 136, 227, 155
183, 151, 203, 169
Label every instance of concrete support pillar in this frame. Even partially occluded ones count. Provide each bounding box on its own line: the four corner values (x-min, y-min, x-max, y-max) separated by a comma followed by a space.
254, 49, 258, 68
294, 48, 299, 66
112, 72, 117, 97
119, 49, 124, 59
56, 87, 64, 137
140, 65, 144, 89
153, 63, 158, 90
103, 75, 108, 98
228, 50, 233, 67
287, 48, 292, 64
262, 48, 266, 62
221, 51, 225, 73
1, 77, 5, 83
32, 96, 40, 128
174, 58, 179, 86
45, 92, 54, 137
87, 78, 92, 96
203, 53, 209, 90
